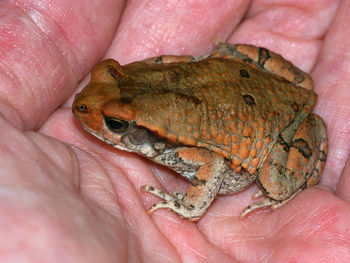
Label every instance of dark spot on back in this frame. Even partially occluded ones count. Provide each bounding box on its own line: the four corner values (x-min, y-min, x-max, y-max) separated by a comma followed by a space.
242, 94, 256, 105
240, 69, 250, 78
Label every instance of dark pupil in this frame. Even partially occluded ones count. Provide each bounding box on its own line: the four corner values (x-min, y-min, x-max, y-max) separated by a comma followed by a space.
105, 116, 129, 133
77, 104, 88, 113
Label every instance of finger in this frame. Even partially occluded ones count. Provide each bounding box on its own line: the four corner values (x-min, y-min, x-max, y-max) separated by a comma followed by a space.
337, 155, 350, 200
0, 0, 124, 129
312, 0, 350, 189
229, 0, 340, 72
105, 0, 250, 63
0, 116, 130, 261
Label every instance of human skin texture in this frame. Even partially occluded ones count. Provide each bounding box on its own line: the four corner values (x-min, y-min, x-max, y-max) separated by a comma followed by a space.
0, 0, 349, 262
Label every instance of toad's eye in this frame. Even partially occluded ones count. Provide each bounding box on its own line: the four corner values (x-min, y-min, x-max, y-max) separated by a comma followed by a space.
104, 116, 130, 133
77, 104, 88, 113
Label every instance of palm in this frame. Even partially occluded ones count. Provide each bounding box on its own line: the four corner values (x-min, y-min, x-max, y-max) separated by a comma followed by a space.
1, 0, 349, 262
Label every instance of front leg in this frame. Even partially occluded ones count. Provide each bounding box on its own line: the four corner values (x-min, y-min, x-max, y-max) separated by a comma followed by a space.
141, 147, 226, 221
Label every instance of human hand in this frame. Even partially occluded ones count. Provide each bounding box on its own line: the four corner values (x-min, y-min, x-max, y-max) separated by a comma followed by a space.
1, 0, 349, 262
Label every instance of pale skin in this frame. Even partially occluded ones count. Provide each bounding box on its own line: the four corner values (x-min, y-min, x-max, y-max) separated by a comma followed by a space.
0, 0, 349, 262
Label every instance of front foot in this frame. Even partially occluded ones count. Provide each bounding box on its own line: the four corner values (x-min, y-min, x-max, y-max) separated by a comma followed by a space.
141, 185, 201, 221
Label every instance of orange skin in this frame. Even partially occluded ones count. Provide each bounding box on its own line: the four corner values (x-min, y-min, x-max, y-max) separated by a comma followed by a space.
0, 1, 349, 262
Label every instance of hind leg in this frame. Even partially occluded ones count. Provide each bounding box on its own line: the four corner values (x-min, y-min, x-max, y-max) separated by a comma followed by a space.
240, 114, 327, 218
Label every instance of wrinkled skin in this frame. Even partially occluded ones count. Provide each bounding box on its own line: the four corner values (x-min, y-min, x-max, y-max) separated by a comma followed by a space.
0, 0, 349, 262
